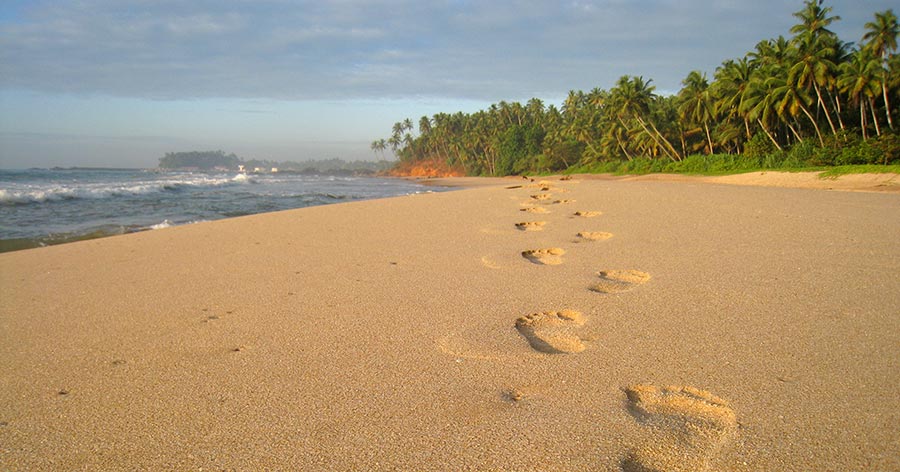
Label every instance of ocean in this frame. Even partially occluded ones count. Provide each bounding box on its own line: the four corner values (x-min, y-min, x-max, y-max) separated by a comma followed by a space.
0, 168, 442, 252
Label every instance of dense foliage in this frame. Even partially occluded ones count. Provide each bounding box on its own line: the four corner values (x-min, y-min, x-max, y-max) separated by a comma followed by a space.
376, 2, 900, 175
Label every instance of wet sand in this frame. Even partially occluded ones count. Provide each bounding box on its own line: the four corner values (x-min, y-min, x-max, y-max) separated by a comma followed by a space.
1, 173, 898, 470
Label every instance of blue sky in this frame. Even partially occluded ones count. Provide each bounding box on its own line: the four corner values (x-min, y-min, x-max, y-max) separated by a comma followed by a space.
0, 0, 895, 168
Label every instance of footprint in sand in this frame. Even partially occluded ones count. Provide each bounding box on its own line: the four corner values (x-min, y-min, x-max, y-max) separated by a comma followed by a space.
574, 210, 602, 217
553, 199, 576, 204
590, 270, 651, 293
521, 207, 550, 214
576, 231, 613, 241
515, 221, 547, 232
522, 248, 565, 265
515, 310, 588, 354
622, 385, 737, 472
530, 193, 553, 201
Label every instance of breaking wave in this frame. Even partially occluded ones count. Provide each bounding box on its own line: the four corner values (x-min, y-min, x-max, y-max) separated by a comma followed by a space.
0, 174, 253, 206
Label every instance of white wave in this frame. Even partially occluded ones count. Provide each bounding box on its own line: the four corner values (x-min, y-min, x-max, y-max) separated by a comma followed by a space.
0, 187, 78, 204
150, 219, 173, 230
0, 174, 255, 205
231, 173, 253, 183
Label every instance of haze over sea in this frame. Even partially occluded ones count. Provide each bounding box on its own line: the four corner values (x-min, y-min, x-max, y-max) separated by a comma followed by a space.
0, 168, 441, 252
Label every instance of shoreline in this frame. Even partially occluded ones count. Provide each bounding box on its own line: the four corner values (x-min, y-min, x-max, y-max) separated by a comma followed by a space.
2, 174, 898, 470
0, 173, 446, 254
3, 170, 894, 254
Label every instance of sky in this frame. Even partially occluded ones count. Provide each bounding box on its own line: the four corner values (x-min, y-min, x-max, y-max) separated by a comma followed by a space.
0, 0, 896, 168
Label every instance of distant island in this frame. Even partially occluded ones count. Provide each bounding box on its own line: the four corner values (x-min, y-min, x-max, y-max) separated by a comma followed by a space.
158, 150, 394, 176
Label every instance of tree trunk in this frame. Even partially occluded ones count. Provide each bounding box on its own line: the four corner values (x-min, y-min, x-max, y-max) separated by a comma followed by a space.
644, 117, 682, 161
617, 141, 633, 161
799, 103, 825, 146
830, 89, 845, 130
883, 79, 894, 131
813, 83, 837, 135
633, 116, 677, 162
704, 122, 714, 155
757, 119, 783, 151
614, 117, 634, 161
869, 96, 882, 136
786, 120, 804, 143
860, 100, 868, 141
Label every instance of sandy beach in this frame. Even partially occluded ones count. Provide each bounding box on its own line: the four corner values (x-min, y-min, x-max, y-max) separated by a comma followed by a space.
1, 173, 899, 471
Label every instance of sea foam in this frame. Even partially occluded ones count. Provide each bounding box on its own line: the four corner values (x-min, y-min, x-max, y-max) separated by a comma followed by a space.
0, 175, 248, 206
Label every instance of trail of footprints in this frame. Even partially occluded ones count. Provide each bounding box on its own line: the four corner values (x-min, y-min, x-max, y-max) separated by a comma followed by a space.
476, 178, 735, 471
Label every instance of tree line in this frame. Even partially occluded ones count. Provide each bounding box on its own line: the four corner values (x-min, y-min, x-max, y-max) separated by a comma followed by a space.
375, 2, 899, 175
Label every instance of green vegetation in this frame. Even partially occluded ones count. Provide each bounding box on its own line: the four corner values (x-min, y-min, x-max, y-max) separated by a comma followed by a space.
819, 164, 900, 177
378, 2, 900, 176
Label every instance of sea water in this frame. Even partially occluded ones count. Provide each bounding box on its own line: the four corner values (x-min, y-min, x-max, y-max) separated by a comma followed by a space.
0, 168, 442, 252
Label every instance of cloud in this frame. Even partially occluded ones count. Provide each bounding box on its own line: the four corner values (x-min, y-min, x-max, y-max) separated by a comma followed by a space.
0, 0, 895, 101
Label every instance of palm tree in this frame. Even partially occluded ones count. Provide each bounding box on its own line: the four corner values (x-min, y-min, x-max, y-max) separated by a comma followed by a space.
678, 70, 716, 154
714, 58, 755, 140
526, 98, 545, 126
612, 76, 681, 161
749, 36, 793, 69
742, 71, 785, 150
370, 139, 388, 158
790, 37, 839, 134
838, 48, 881, 138
773, 74, 824, 145
863, 9, 899, 130
791, 1, 840, 39
790, 0, 841, 135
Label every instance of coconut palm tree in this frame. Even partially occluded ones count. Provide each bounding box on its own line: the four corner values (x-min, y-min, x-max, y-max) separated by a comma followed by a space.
838, 48, 882, 138
863, 9, 899, 130
714, 58, 756, 140
749, 36, 793, 69
678, 70, 716, 154
612, 76, 681, 161
370, 139, 388, 158
774, 74, 824, 145
790, 37, 839, 134
789, 0, 841, 135
742, 70, 785, 150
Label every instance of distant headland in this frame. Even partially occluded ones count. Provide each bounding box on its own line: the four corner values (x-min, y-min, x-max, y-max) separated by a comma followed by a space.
158, 150, 394, 176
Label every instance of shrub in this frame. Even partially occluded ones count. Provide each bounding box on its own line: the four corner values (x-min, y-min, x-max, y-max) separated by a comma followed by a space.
835, 140, 882, 165
787, 140, 820, 166
873, 133, 900, 165
744, 133, 778, 159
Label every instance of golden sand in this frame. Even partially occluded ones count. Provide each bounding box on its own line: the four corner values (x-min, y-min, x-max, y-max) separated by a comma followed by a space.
1, 172, 899, 470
